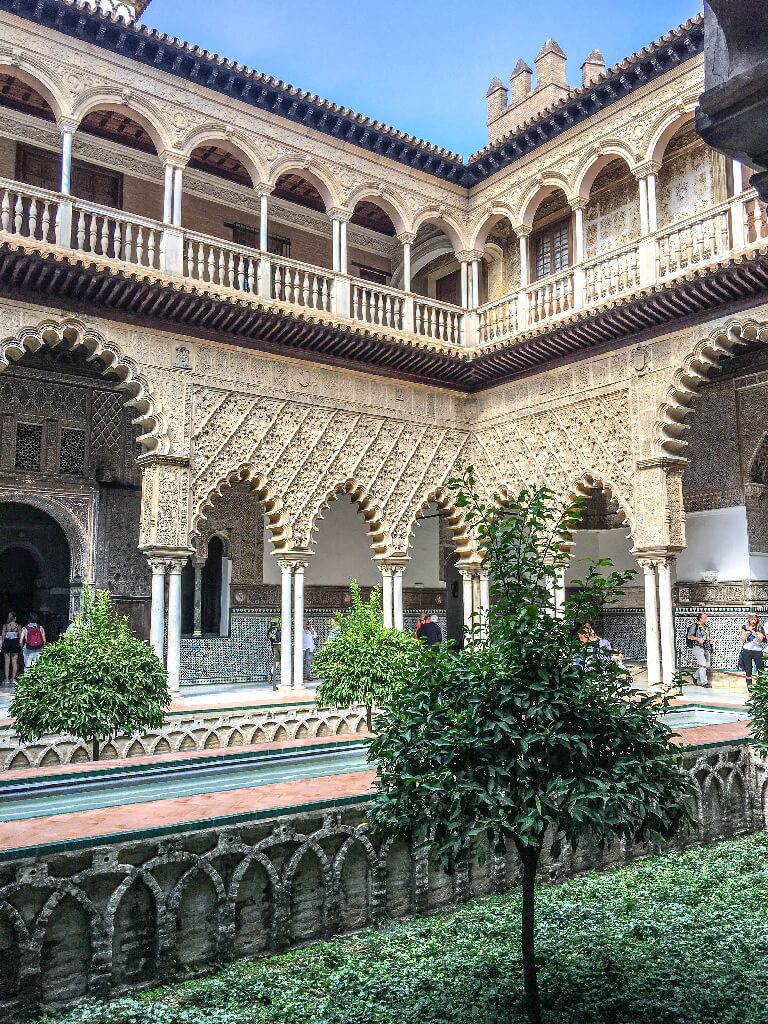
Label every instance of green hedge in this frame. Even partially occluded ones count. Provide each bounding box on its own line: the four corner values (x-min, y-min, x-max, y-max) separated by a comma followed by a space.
34, 833, 768, 1024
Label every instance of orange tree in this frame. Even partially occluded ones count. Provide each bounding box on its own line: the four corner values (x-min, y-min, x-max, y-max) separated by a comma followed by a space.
367, 471, 693, 1024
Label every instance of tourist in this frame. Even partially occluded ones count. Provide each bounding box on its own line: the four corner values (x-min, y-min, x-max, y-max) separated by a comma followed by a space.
326, 615, 341, 642
303, 619, 317, 681
267, 617, 281, 689
1, 612, 21, 686
739, 613, 765, 691
416, 613, 442, 646
20, 612, 46, 670
686, 611, 712, 688
414, 613, 424, 637
578, 623, 627, 670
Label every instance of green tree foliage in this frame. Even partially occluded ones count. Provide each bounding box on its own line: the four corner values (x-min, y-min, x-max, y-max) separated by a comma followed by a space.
367, 471, 693, 1024
314, 580, 421, 730
10, 586, 170, 761
747, 667, 768, 747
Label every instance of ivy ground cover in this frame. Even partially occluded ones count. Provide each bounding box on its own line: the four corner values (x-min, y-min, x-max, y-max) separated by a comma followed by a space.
35, 833, 768, 1024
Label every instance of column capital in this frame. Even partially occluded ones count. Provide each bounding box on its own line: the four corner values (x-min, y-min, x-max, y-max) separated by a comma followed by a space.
147, 556, 169, 574
396, 231, 417, 245
632, 160, 662, 180
276, 551, 312, 571
513, 224, 532, 238
254, 182, 274, 199
57, 116, 80, 135
327, 206, 352, 223
159, 148, 189, 169
569, 196, 589, 212
455, 249, 478, 264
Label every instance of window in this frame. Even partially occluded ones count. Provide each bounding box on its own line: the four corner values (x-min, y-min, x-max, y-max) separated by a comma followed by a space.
15, 422, 43, 471
533, 220, 571, 280
17, 144, 122, 208
227, 222, 291, 258
354, 263, 390, 285
59, 428, 86, 476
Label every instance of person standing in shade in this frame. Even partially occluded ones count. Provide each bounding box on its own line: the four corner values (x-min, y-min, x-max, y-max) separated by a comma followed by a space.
21, 612, 46, 670
739, 613, 765, 691
416, 612, 442, 647
686, 611, 712, 688
303, 618, 317, 681
267, 617, 281, 690
326, 615, 341, 642
1, 612, 21, 686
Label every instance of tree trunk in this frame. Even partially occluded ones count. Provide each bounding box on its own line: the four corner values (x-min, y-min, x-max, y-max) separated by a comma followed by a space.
517, 841, 544, 1024
366, 705, 372, 732
92, 738, 100, 762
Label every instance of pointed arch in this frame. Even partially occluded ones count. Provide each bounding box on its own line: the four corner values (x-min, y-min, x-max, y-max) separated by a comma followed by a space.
303, 479, 390, 556
191, 466, 287, 549
0, 317, 168, 453
655, 317, 768, 456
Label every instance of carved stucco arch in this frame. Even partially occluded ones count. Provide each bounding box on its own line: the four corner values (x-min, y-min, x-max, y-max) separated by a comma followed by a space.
410, 209, 466, 252
0, 492, 88, 579
268, 156, 342, 212
179, 125, 269, 186
70, 90, 174, 156
191, 465, 287, 550
468, 205, 517, 252
655, 318, 768, 456
397, 486, 477, 563
517, 176, 573, 230
304, 479, 391, 556
565, 471, 637, 544
344, 184, 409, 237
572, 144, 638, 202
643, 100, 698, 166
0, 317, 169, 453
0, 54, 71, 123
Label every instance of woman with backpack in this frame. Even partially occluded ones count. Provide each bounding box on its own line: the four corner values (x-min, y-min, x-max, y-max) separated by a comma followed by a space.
21, 612, 46, 670
739, 612, 765, 692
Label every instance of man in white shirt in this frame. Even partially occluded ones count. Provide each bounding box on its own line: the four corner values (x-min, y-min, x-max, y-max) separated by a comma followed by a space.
302, 619, 316, 681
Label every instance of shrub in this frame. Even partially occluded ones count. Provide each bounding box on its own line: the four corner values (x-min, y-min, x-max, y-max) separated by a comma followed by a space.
10, 586, 170, 760
314, 580, 421, 730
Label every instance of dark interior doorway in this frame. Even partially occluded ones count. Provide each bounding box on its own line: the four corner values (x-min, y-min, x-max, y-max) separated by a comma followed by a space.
201, 536, 224, 635
444, 552, 464, 649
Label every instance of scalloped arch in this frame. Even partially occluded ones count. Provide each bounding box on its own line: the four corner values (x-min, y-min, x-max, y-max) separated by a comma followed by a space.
0, 318, 169, 454
191, 465, 287, 549
397, 487, 477, 562
304, 479, 391, 556
655, 318, 768, 456
565, 471, 636, 542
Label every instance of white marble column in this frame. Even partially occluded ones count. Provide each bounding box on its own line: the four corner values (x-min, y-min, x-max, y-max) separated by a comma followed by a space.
478, 571, 491, 640
517, 229, 531, 287
332, 218, 340, 272
166, 560, 184, 696
460, 569, 475, 639
60, 126, 74, 195
638, 175, 649, 236
402, 239, 412, 291
380, 566, 394, 628
460, 259, 469, 308
162, 163, 174, 223
640, 559, 662, 688
553, 567, 567, 619
172, 165, 183, 227
471, 258, 481, 308
340, 219, 348, 275
657, 557, 676, 688
393, 565, 405, 630
572, 201, 586, 263
646, 171, 658, 233
192, 563, 203, 637
278, 559, 294, 689
259, 190, 269, 252
148, 558, 167, 660
293, 560, 307, 689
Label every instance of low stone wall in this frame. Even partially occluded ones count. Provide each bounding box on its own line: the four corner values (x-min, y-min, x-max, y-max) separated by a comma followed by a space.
0, 739, 763, 1015
0, 701, 368, 770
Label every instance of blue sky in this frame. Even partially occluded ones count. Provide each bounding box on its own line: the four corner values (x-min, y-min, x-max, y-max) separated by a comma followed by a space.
146, 0, 702, 157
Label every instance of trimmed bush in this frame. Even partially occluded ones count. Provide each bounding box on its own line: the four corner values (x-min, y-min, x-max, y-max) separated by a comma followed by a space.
28, 833, 768, 1024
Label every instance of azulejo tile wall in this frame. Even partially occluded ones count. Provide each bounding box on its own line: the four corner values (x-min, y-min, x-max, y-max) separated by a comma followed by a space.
180, 609, 448, 684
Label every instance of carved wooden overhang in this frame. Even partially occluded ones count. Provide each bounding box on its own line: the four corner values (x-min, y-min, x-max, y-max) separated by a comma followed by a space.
1, 241, 768, 391
0, 0, 703, 187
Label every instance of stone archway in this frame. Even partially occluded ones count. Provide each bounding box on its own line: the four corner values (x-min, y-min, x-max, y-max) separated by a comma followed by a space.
0, 503, 73, 640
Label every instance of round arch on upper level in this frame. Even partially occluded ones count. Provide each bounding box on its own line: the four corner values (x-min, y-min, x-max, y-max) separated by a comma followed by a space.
469, 203, 517, 251
267, 156, 341, 212
410, 209, 466, 253
644, 101, 698, 167
517, 175, 573, 231
304, 478, 391, 556
655, 317, 768, 457
0, 57, 71, 124
345, 185, 409, 237
179, 125, 268, 187
70, 90, 174, 156
572, 143, 638, 203
0, 317, 168, 453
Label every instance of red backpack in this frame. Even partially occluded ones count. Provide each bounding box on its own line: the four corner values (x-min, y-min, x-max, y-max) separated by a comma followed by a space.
25, 623, 43, 649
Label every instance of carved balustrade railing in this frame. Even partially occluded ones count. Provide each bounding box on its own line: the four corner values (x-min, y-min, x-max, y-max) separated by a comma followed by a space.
2, 175, 768, 352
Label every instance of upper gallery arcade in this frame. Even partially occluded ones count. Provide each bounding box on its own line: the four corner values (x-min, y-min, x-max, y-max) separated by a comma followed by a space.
1, 0, 768, 700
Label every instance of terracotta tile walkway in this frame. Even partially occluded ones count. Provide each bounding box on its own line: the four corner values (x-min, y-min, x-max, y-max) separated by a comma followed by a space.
2, 769, 377, 855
